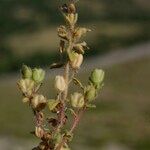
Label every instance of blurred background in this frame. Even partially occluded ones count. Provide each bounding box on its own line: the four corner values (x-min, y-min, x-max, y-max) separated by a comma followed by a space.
0, 0, 150, 149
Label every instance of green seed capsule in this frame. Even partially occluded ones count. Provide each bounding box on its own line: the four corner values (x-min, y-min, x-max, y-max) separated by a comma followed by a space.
85, 85, 97, 102
21, 65, 32, 79
90, 69, 105, 86
32, 68, 45, 83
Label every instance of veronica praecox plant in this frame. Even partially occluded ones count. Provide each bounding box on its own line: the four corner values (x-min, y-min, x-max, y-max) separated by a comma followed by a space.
17, 0, 105, 150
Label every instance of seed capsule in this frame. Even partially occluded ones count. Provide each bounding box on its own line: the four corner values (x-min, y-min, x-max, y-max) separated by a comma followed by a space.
22, 97, 29, 103
21, 65, 32, 79
18, 79, 35, 96
85, 85, 97, 102
57, 26, 68, 40
61, 3, 76, 14
31, 94, 47, 111
68, 3, 76, 14
69, 52, 83, 69
55, 75, 66, 92
61, 4, 69, 13
35, 126, 44, 138
71, 92, 84, 108
90, 69, 105, 87
32, 68, 45, 83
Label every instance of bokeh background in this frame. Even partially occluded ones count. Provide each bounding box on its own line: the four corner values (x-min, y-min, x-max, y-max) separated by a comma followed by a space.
0, 0, 150, 149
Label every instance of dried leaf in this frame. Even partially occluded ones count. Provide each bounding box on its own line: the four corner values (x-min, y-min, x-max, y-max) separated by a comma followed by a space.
59, 40, 65, 53
50, 63, 64, 69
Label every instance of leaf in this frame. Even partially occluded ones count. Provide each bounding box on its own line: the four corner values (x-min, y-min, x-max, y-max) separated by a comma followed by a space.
86, 104, 96, 108
73, 77, 84, 90
50, 63, 64, 69
59, 40, 65, 53
47, 99, 60, 111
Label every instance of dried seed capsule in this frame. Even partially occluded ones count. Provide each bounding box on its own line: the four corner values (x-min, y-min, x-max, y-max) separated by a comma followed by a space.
18, 79, 35, 96
32, 68, 45, 83
61, 3, 76, 14
69, 52, 83, 69
57, 26, 68, 40
55, 75, 66, 92
59, 40, 65, 53
68, 3, 76, 14
35, 126, 44, 138
21, 65, 32, 79
31, 94, 47, 111
61, 4, 69, 13
71, 92, 84, 108
22, 97, 29, 103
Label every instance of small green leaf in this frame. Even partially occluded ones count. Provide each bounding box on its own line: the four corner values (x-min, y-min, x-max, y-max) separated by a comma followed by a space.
86, 104, 96, 108
73, 77, 84, 90
47, 99, 60, 111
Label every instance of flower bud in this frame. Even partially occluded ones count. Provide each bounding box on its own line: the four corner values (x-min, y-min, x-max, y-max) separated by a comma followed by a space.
69, 52, 83, 69
71, 92, 84, 108
32, 68, 45, 83
55, 75, 66, 92
21, 65, 32, 79
18, 79, 35, 96
31, 94, 47, 111
35, 126, 44, 138
90, 69, 105, 89
48, 99, 59, 111
85, 85, 97, 102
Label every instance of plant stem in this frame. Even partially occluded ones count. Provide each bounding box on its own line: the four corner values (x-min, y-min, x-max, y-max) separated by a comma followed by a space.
70, 108, 85, 133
